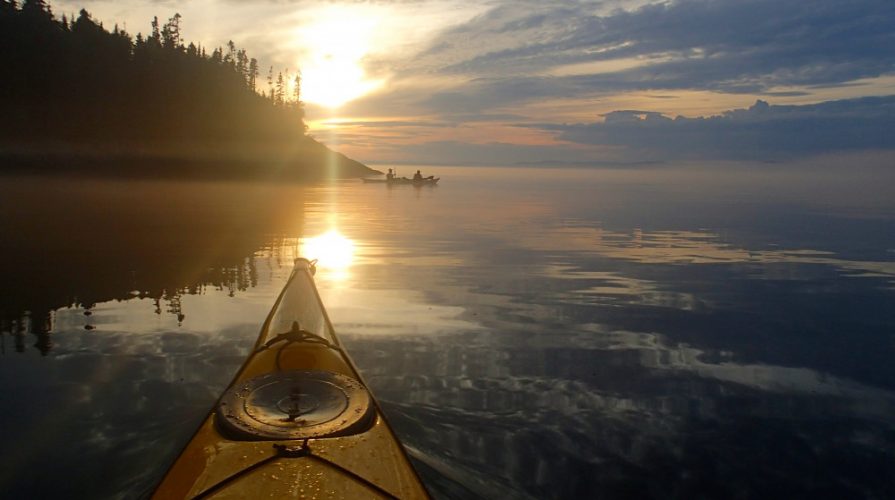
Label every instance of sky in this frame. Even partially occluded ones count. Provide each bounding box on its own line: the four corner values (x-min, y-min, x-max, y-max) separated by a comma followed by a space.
53, 0, 895, 165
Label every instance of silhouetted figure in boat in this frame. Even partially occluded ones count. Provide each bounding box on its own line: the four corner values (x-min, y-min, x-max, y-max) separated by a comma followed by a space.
387, 168, 395, 181
413, 170, 434, 181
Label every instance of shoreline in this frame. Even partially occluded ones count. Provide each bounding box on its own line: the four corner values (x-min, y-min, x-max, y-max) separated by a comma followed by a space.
0, 150, 380, 182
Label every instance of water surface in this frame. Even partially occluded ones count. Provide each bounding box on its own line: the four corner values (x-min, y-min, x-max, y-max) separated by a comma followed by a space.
1, 163, 894, 498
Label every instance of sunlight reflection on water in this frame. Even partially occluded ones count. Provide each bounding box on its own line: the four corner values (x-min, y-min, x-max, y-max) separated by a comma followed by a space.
301, 229, 356, 281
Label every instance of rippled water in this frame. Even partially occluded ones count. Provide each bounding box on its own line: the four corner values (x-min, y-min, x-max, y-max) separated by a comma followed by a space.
1, 162, 894, 498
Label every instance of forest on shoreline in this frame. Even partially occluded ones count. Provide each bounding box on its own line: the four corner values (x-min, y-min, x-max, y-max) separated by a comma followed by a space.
0, 0, 374, 179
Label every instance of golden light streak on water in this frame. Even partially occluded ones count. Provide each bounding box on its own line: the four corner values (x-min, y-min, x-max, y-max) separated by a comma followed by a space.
300, 229, 355, 282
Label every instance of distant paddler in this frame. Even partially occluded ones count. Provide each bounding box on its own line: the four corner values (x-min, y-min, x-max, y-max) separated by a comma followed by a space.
413, 170, 435, 181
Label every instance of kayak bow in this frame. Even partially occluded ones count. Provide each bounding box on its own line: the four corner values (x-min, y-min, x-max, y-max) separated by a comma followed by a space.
153, 258, 429, 499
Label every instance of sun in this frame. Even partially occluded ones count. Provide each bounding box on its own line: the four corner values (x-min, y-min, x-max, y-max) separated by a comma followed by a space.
294, 8, 384, 109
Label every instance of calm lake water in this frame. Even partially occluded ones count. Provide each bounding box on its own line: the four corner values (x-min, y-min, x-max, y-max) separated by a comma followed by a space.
1, 163, 894, 499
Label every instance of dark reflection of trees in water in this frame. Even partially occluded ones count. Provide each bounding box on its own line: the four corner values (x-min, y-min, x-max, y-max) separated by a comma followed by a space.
0, 177, 309, 354
0, 259, 262, 355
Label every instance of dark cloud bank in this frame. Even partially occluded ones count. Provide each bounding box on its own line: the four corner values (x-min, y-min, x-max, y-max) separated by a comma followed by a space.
540, 95, 895, 161
396, 96, 895, 165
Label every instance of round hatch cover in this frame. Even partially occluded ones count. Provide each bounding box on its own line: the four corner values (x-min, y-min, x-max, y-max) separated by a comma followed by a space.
217, 370, 372, 440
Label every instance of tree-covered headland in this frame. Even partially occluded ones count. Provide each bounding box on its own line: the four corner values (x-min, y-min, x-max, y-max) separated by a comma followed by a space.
0, 0, 373, 179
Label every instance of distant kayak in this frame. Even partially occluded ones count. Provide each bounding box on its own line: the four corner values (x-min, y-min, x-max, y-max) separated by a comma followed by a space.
362, 177, 440, 186
153, 258, 430, 499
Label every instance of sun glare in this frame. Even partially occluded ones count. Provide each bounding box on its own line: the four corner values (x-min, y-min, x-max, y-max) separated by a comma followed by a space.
301, 230, 355, 278
295, 8, 384, 109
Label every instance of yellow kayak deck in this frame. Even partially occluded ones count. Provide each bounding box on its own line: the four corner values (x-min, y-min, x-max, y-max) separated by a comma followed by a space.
153, 259, 429, 499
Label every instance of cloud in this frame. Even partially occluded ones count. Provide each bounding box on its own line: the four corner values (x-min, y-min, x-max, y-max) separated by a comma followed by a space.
328, 95, 895, 165
410, 0, 895, 113
447, 0, 894, 81
321, 113, 527, 128
346, 95, 895, 164
534, 95, 895, 161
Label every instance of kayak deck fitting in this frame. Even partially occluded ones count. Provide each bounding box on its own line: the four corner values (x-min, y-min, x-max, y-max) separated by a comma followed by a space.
153, 258, 429, 499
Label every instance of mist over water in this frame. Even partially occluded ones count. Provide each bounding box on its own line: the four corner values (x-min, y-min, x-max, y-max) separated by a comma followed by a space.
1, 163, 894, 498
